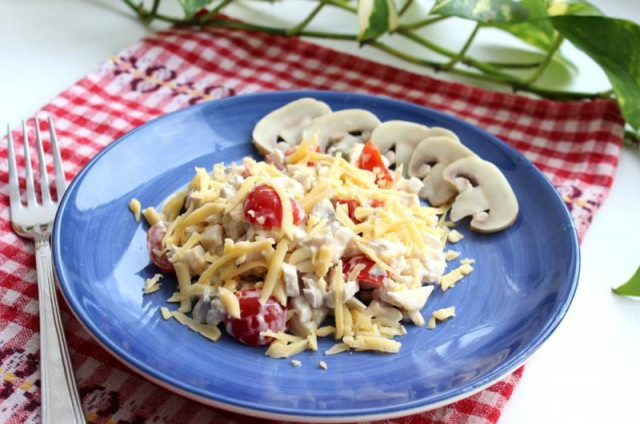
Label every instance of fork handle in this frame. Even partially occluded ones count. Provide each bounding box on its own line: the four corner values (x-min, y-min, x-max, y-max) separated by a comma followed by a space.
36, 240, 85, 424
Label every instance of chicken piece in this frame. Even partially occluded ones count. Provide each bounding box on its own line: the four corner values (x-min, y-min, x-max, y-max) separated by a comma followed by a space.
184, 245, 207, 275
200, 224, 223, 253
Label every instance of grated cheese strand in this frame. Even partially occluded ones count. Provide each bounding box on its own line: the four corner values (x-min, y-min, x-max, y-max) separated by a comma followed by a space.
129, 198, 141, 222
174, 262, 192, 313
260, 239, 289, 304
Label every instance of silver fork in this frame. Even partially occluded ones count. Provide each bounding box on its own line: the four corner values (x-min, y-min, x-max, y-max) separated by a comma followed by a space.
7, 118, 85, 424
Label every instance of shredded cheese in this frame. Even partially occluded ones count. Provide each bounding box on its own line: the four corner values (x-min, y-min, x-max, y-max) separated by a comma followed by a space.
129, 198, 141, 222
162, 189, 188, 221
440, 263, 474, 291
433, 306, 456, 321
325, 343, 350, 355
174, 262, 192, 313
260, 239, 289, 304
343, 336, 401, 353
218, 287, 240, 318
266, 339, 309, 359
160, 307, 172, 320
448, 229, 465, 243
135, 127, 467, 357
427, 316, 436, 329
143, 274, 163, 294
142, 207, 163, 226
444, 250, 461, 261
172, 311, 221, 341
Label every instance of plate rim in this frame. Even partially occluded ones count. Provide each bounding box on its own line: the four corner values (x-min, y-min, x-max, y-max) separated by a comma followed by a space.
52, 89, 581, 421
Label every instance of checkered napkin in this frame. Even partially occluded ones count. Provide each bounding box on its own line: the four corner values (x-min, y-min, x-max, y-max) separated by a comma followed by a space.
0, 27, 624, 424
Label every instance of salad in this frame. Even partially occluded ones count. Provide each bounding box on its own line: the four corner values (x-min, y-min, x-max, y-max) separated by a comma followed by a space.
130, 98, 518, 359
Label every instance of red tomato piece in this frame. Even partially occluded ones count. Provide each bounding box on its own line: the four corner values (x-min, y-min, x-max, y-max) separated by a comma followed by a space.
342, 255, 388, 289
370, 199, 385, 208
244, 185, 305, 228
225, 289, 287, 346
337, 199, 362, 224
146, 222, 174, 273
358, 141, 393, 185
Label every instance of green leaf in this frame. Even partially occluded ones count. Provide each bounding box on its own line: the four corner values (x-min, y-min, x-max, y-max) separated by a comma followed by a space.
179, 0, 214, 19
431, 0, 601, 23
358, 0, 399, 41
431, 0, 532, 23
546, 0, 602, 17
432, 1, 601, 71
551, 16, 640, 130
612, 266, 640, 297
490, 1, 576, 71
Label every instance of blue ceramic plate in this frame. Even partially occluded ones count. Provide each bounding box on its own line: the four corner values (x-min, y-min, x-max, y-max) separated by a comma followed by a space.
53, 91, 579, 422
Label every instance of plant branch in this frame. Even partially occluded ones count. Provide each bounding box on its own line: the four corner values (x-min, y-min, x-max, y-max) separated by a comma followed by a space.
144, 0, 161, 24
200, 0, 233, 23
520, 35, 564, 88
399, 0, 413, 16
326, 0, 357, 13
486, 61, 542, 69
121, 0, 184, 23
287, 0, 328, 35
397, 29, 520, 82
397, 15, 448, 30
441, 22, 481, 71
118, 0, 614, 102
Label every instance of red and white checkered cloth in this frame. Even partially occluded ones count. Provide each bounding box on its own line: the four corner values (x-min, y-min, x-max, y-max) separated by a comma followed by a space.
0, 27, 624, 424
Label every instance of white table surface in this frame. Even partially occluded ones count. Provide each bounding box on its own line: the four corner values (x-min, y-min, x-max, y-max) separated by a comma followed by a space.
2, 1, 638, 423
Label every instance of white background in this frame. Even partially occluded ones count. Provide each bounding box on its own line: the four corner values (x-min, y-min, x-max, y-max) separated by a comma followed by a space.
1, 1, 639, 423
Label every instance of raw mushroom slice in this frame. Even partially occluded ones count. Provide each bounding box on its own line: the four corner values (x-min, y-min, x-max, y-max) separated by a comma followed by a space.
370, 121, 431, 177
303, 109, 381, 153
252, 98, 331, 156
407, 137, 474, 206
443, 156, 518, 233
422, 127, 460, 143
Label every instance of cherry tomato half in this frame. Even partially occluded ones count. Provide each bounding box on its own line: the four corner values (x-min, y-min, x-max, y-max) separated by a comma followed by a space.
146, 222, 174, 273
342, 255, 389, 289
357, 141, 392, 185
244, 185, 305, 228
225, 288, 287, 346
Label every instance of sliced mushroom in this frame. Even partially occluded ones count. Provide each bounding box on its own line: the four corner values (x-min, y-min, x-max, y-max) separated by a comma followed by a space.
370, 121, 431, 177
252, 98, 331, 156
422, 127, 460, 143
443, 156, 518, 233
407, 137, 473, 206
303, 109, 381, 151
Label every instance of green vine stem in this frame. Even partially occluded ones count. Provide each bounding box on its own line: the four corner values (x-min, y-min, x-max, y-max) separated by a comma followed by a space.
199, 0, 233, 23
397, 15, 448, 30
519, 35, 564, 88
120, 1, 617, 101
287, 0, 329, 35
441, 22, 481, 71
119, 0, 640, 146
398, 0, 413, 17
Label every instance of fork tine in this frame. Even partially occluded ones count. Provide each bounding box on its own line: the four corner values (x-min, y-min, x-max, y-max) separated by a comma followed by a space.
22, 120, 37, 208
35, 118, 52, 205
7, 124, 22, 210
48, 117, 67, 197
